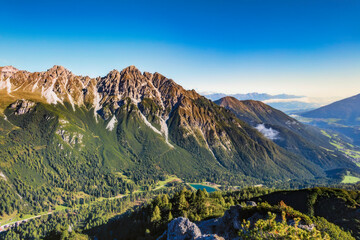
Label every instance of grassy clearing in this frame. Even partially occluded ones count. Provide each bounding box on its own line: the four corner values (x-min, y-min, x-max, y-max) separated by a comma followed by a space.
341, 175, 360, 184
54, 205, 69, 211
153, 175, 181, 190
114, 172, 134, 184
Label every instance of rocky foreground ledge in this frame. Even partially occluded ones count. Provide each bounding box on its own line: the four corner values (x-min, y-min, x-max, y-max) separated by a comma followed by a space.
157, 217, 224, 240
158, 202, 316, 240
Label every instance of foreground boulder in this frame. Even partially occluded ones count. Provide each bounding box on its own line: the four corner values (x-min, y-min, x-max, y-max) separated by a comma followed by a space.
167, 217, 201, 239
158, 217, 224, 240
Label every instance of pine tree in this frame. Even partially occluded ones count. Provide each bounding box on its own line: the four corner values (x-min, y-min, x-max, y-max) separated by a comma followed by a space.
168, 211, 173, 221
196, 189, 205, 200
228, 196, 235, 206
151, 205, 161, 222
179, 192, 188, 210
190, 192, 196, 203
162, 194, 169, 205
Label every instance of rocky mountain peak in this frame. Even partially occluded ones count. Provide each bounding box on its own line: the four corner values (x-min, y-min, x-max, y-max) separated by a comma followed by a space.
122, 65, 139, 72
217, 96, 237, 104
216, 97, 277, 119
105, 69, 121, 79
0, 65, 19, 79
103, 66, 147, 86
46, 65, 72, 77
1, 65, 19, 72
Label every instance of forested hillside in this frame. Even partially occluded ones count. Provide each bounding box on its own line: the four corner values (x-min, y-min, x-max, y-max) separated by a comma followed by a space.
2, 187, 357, 239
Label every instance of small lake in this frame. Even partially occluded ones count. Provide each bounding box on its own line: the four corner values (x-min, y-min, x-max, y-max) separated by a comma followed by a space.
189, 184, 217, 193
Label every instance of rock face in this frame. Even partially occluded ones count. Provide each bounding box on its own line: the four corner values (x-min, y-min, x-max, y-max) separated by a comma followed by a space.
159, 217, 224, 240
166, 217, 202, 239
10, 100, 36, 115
0, 66, 18, 79
197, 205, 245, 239
160, 206, 249, 240
245, 201, 257, 207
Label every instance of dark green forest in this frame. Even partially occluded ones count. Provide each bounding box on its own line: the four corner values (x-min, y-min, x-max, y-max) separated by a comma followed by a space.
1, 187, 359, 240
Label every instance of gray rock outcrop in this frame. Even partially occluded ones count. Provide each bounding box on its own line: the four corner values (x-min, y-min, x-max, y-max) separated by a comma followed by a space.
10, 99, 36, 115
167, 217, 202, 240
160, 217, 224, 240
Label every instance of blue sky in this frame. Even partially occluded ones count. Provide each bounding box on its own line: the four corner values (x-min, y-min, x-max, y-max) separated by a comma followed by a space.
1, 0, 360, 100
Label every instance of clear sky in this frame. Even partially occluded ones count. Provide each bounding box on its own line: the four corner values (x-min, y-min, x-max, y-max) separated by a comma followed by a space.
1, 0, 359, 100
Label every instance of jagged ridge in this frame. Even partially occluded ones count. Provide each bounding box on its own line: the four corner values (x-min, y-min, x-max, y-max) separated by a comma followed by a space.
0, 65, 333, 181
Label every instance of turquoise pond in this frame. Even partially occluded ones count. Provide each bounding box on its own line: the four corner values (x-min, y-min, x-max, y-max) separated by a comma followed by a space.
189, 184, 217, 193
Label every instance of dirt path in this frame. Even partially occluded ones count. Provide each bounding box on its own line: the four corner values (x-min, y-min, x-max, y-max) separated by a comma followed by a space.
0, 212, 53, 232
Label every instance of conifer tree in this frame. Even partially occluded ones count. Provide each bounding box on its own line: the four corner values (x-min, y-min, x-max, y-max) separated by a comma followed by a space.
151, 205, 161, 222
179, 192, 188, 210
168, 211, 173, 221
162, 194, 169, 205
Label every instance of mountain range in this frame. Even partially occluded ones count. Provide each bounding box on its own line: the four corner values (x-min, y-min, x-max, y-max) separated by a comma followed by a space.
298, 94, 360, 146
204, 92, 321, 113
214, 97, 358, 173
204, 92, 300, 101
0, 65, 359, 214
301, 93, 360, 126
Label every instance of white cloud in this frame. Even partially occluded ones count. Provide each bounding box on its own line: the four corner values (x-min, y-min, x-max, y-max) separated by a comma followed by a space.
255, 124, 279, 140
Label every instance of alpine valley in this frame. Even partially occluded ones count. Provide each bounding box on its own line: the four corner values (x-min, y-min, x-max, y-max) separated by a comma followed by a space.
0, 65, 359, 240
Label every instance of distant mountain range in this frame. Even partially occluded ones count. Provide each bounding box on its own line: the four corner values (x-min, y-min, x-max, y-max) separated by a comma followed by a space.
204, 92, 300, 101
301, 93, 360, 126
298, 93, 360, 146
203, 92, 321, 113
